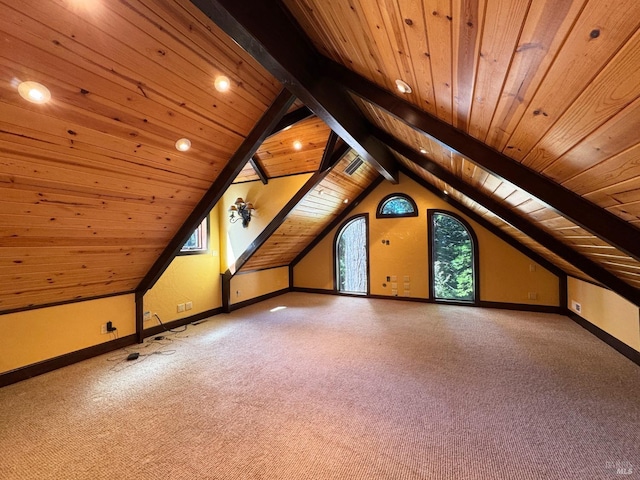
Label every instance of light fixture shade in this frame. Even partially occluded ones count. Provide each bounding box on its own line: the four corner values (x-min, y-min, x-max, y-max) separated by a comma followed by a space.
395, 79, 412, 94
175, 138, 191, 152
18, 81, 51, 104
245, 202, 254, 210
235, 197, 244, 205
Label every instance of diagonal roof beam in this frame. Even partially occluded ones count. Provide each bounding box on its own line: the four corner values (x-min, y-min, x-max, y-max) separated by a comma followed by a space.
269, 106, 313, 136
137, 88, 295, 295
249, 155, 268, 184
326, 60, 640, 263
375, 129, 639, 306
190, 0, 398, 184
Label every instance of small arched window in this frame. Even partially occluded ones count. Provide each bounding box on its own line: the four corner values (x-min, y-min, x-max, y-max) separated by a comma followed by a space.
376, 193, 418, 218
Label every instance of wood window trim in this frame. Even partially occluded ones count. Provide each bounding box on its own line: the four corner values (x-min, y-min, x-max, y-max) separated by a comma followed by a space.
333, 213, 370, 295
376, 193, 419, 218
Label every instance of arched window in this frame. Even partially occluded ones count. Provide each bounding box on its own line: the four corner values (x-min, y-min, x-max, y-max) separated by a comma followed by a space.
334, 214, 369, 294
428, 210, 479, 303
376, 193, 418, 218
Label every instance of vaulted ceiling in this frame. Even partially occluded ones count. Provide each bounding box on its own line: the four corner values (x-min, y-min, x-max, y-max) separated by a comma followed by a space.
1, 0, 639, 313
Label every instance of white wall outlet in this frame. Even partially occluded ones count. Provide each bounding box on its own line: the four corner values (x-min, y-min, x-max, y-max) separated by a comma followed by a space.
143, 311, 151, 321
391, 275, 397, 282
391, 282, 398, 289
529, 264, 537, 272
100, 324, 107, 334
185, 301, 193, 311
391, 289, 398, 296
403, 290, 410, 297
403, 275, 410, 282
404, 282, 410, 290
177, 303, 185, 313
571, 300, 582, 314
528, 292, 538, 300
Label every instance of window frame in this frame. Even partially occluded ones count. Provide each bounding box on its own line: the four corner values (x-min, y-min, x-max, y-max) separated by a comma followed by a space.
376, 193, 419, 219
333, 213, 370, 295
178, 216, 210, 256
427, 209, 480, 305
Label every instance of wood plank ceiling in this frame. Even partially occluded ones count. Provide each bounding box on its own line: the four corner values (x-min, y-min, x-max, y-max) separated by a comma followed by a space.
0, 0, 280, 311
2, 0, 640, 313
277, 0, 640, 300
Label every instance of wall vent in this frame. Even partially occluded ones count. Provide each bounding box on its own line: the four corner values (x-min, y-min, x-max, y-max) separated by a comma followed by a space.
344, 156, 364, 176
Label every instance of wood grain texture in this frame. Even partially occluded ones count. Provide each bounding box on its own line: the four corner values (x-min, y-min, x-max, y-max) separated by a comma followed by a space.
0, 0, 279, 311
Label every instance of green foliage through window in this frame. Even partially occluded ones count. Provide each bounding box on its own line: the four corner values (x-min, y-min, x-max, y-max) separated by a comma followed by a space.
432, 212, 474, 301
377, 194, 418, 218
336, 216, 367, 294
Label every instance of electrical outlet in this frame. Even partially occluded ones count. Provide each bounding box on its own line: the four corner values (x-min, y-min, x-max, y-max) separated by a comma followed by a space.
177, 303, 185, 313
391, 275, 397, 282
528, 292, 538, 300
185, 301, 193, 311
571, 300, 582, 314
236, 290, 240, 297
101, 324, 108, 334
391, 289, 398, 296
403, 290, 410, 297
143, 311, 151, 321
529, 264, 537, 272
403, 275, 410, 282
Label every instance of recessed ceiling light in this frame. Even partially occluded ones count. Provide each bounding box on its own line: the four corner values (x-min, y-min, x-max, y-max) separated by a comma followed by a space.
420, 147, 428, 154
175, 138, 191, 151
18, 81, 51, 104
443, 190, 449, 195
214, 75, 230, 92
395, 79, 412, 94
343, 198, 349, 204
293, 140, 303, 150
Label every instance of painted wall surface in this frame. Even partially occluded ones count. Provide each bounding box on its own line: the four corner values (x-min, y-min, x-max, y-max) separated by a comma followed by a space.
230, 267, 289, 305
295, 173, 559, 306
220, 174, 312, 272
0, 294, 135, 373
568, 277, 640, 351
143, 208, 222, 328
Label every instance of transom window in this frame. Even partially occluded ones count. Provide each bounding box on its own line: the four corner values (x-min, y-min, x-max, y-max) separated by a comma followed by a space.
376, 193, 418, 218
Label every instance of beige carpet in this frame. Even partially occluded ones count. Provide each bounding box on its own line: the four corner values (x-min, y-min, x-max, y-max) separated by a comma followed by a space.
0, 293, 638, 479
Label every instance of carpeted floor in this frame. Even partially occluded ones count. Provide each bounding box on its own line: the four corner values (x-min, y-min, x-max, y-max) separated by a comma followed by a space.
0, 293, 638, 479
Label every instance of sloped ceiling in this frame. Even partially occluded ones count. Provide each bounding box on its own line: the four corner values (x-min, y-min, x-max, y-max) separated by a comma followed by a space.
1, 0, 639, 314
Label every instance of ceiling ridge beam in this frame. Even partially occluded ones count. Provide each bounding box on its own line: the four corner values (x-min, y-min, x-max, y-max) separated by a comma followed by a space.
375, 129, 639, 306
190, 0, 399, 183
325, 60, 640, 263
269, 106, 313, 136
249, 155, 269, 184
136, 88, 295, 295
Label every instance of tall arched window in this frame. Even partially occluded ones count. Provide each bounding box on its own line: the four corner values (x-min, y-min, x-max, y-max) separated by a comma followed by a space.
335, 214, 369, 294
428, 210, 479, 303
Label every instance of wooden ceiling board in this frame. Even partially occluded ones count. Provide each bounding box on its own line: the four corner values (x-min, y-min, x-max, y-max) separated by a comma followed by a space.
0, 0, 280, 312
240, 152, 379, 272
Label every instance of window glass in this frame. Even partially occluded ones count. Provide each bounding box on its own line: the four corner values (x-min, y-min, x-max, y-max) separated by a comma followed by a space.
180, 217, 208, 254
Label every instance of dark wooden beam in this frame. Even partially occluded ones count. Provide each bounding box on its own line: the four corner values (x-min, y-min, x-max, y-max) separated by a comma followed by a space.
319, 131, 339, 172
190, 0, 399, 184
375, 129, 640, 307
137, 89, 295, 295
269, 105, 313, 136
249, 156, 268, 184
326, 60, 640, 263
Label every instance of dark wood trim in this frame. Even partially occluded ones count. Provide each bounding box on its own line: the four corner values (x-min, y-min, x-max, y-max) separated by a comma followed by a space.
559, 273, 568, 313
142, 307, 224, 338
332, 213, 370, 294
222, 271, 232, 314
0, 334, 137, 388
402, 167, 565, 277
380, 132, 640, 306
191, 0, 399, 183
0, 290, 135, 317
136, 89, 295, 295
376, 192, 419, 218
568, 311, 640, 367
326, 59, 640, 263
233, 170, 318, 185
319, 131, 339, 172
427, 209, 481, 305
135, 291, 144, 344
249, 156, 269, 185
176, 214, 211, 256
291, 287, 562, 313
289, 264, 294, 289
229, 287, 291, 312
268, 106, 313, 136
291, 175, 384, 267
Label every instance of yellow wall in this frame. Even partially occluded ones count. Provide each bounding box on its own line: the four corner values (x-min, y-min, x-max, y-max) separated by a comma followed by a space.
220, 175, 312, 273
230, 267, 289, 305
568, 277, 640, 351
295, 173, 560, 306
143, 208, 222, 328
0, 294, 135, 373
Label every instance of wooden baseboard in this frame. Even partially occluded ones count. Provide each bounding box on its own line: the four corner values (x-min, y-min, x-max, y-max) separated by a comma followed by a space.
292, 288, 561, 313
143, 307, 223, 338
0, 334, 137, 388
567, 311, 640, 367
229, 288, 290, 311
